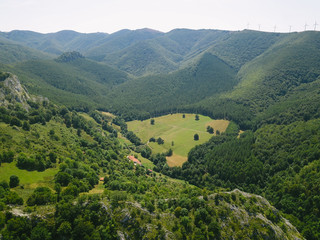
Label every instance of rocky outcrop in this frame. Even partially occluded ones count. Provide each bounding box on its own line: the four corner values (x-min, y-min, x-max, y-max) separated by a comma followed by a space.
0, 73, 30, 110
0, 73, 48, 110
208, 189, 304, 240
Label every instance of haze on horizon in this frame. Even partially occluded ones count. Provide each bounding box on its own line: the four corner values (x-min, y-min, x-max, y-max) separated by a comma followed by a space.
0, 0, 319, 34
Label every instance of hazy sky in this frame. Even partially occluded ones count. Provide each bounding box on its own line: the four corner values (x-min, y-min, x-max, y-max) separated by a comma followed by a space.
1, 0, 319, 33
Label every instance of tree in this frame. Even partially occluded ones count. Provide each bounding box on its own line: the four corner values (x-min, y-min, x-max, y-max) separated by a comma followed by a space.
150, 119, 155, 125
9, 175, 19, 188
194, 134, 199, 141
10, 117, 22, 127
22, 121, 30, 131
49, 152, 57, 163
206, 126, 214, 134
216, 130, 220, 135
54, 183, 62, 202
195, 114, 199, 121
27, 187, 55, 206
55, 172, 72, 186
166, 149, 173, 156
182, 114, 185, 118
157, 137, 164, 145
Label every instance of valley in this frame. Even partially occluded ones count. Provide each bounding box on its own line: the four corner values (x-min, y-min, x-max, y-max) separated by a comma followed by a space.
0, 28, 319, 239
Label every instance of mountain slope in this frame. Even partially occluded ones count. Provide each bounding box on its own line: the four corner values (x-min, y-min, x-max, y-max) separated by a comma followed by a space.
0, 30, 109, 56
207, 30, 284, 70
230, 31, 320, 113
0, 38, 52, 64
189, 31, 320, 128
107, 53, 237, 119
0, 53, 129, 110
84, 28, 164, 61
103, 41, 179, 76
102, 29, 229, 76
0, 73, 303, 240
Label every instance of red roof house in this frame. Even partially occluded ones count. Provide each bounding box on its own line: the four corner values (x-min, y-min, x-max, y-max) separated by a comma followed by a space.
127, 155, 142, 165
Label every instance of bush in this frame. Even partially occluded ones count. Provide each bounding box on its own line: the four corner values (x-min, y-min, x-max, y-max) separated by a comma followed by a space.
27, 187, 55, 206
55, 172, 72, 186
194, 134, 199, 141
9, 175, 19, 188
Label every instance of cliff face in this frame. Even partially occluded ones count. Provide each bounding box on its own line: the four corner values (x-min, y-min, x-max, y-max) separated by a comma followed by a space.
0, 73, 30, 109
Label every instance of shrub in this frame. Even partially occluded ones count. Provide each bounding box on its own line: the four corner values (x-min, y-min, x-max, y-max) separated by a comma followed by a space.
9, 175, 19, 188
27, 187, 55, 206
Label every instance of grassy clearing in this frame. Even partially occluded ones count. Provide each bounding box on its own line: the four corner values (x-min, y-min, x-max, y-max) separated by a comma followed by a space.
135, 154, 154, 169
101, 111, 116, 120
166, 154, 187, 167
0, 162, 58, 185
127, 113, 229, 166
0, 162, 58, 201
88, 181, 105, 195
238, 130, 245, 138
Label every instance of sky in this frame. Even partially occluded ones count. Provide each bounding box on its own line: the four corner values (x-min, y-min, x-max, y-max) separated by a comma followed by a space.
0, 0, 319, 34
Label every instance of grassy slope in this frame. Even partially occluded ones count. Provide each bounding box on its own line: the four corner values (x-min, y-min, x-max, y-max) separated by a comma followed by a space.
127, 113, 229, 166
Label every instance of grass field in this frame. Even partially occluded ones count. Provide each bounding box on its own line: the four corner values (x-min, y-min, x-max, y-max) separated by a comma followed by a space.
0, 162, 58, 201
127, 114, 229, 167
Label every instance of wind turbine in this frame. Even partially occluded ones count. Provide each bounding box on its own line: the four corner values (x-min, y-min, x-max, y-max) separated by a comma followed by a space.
314, 21, 318, 31
304, 23, 308, 31
289, 25, 292, 33
258, 24, 261, 31
274, 25, 276, 32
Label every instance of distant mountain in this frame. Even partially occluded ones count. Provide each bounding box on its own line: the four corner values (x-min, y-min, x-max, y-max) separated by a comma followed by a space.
1, 28, 320, 127
85, 28, 164, 62
0, 38, 52, 64
102, 29, 229, 76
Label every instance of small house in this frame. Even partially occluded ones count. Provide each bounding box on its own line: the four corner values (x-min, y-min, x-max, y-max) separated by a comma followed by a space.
127, 155, 142, 166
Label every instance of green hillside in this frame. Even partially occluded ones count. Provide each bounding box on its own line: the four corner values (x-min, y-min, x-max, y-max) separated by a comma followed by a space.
230, 31, 320, 110
0, 30, 109, 56
0, 39, 52, 64
84, 28, 164, 61
103, 41, 179, 76
0, 53, 129, 110
208, 30, 284, 70
103, 29, 229, 76
108, 53, 237, 119
2, 28, 320, 239
0, 73, 303, 239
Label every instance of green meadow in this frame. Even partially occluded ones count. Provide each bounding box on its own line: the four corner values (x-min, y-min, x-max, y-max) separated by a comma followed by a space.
0, 162, 58, 201
127, 113, 229, 166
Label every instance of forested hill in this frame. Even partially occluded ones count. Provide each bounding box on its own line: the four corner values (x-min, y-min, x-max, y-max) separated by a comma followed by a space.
0, 29, 320, 128
0, 73, 304, 239
0, 27, 320, 239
